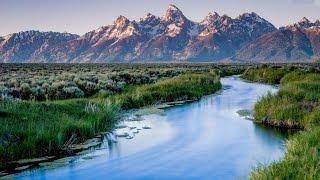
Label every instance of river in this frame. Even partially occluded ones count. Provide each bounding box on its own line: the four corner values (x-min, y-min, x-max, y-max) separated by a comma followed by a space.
12, 76, 287, 179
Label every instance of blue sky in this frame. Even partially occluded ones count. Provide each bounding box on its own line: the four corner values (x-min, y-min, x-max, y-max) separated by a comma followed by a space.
1, 0, 319, 36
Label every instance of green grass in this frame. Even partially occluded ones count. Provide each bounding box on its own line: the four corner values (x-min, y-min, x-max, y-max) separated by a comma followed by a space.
0, 99, 119, 165
251, 127, 320, 180
242, 67, 320, 179
241, 66, 289, 84
0, 72, 221, 169
111, 72, 222, 109
253, 72, 320, 128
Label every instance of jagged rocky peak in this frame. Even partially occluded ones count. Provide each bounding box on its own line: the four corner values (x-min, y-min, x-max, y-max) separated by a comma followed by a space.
237, 12, 269, 24
237, 12, 259, 19
286, 17, 320, 30
141, 13, 156, 21
201, 12, 221, 25
207, 11, 220, 19
7, 30, 40, 42
297, 17, 312, 28
1, 34, 13, 42
0, 36, 7, 47
114, 15, 131, 28
112, 17, 142, 40
163, 4, 188, 25
220, 15, 233, 26
139, 13, 161, 26
3, 30, 78, 44
299, 17, 311, 23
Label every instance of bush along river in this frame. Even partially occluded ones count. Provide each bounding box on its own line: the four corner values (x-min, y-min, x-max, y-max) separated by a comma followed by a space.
8, 76, 289, 179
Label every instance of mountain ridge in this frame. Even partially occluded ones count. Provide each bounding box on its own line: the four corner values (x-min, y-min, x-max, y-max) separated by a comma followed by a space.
235, 17, 320, 61
1, 4, 319, 63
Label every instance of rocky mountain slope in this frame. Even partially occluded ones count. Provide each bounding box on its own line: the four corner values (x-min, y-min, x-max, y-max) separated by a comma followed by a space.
0, 4, 319, 62
235, 18, 320, 61
0, 31, 79, 63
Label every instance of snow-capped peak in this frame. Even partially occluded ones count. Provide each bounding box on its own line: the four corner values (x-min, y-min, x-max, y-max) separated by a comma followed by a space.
141, 13, 155, 21
163, 4, 187, 25
0, 34, 13, 46
139, 13, 160, 26
138, 13, 163, 36
3, 34, 13, 41
201, 12, 220, 25
114, 15, 130, 28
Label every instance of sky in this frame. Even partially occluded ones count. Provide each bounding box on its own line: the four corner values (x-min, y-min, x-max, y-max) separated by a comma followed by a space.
1, 0, 320, 36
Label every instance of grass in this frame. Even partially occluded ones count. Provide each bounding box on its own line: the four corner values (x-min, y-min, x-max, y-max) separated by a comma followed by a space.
0, 99, 119, 166
112, 72, 222, 109
251, 127, 320, 179
241, 67, 320, 179
254, 72, 320, 128
0, 72, 221, 169
241, 66, 289, 84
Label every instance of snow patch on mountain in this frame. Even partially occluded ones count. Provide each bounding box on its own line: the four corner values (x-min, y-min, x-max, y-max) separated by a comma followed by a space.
166, 24, 182, 37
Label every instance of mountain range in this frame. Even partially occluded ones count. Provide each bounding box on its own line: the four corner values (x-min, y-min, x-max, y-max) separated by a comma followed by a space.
1, 4, 319, 63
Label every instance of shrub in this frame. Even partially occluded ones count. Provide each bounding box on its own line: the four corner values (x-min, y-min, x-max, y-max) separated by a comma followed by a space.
31, 87, 46, 101
20, 83, 32, 99
84, 82, 98, 96
62, 87, 85, 99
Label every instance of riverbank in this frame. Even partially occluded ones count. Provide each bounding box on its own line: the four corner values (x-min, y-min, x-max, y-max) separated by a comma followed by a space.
0, 72, 221, 170
241, 66, 320, 179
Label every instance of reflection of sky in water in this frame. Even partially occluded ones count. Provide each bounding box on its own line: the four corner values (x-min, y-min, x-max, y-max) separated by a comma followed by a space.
14, 76, 286, 180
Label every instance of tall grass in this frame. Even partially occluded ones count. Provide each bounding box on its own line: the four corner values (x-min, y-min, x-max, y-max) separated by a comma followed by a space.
241, 66, 289, 84
0, 99, 119, 166
242, 67, 320, 179
254, 72, 320, 128
111, 72, 222, 109
251, 127, 320, 180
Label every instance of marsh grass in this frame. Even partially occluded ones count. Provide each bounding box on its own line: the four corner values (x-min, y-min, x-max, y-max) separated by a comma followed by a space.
242, 67, 320, 179
251, 127, 320, 180
254, 72, 320, 128
0, 99, 119, 166
241, 66, 289, 84
111, 72, 222, 109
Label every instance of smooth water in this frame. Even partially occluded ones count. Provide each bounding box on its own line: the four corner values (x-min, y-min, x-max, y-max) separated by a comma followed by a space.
14, 76, 286, 180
